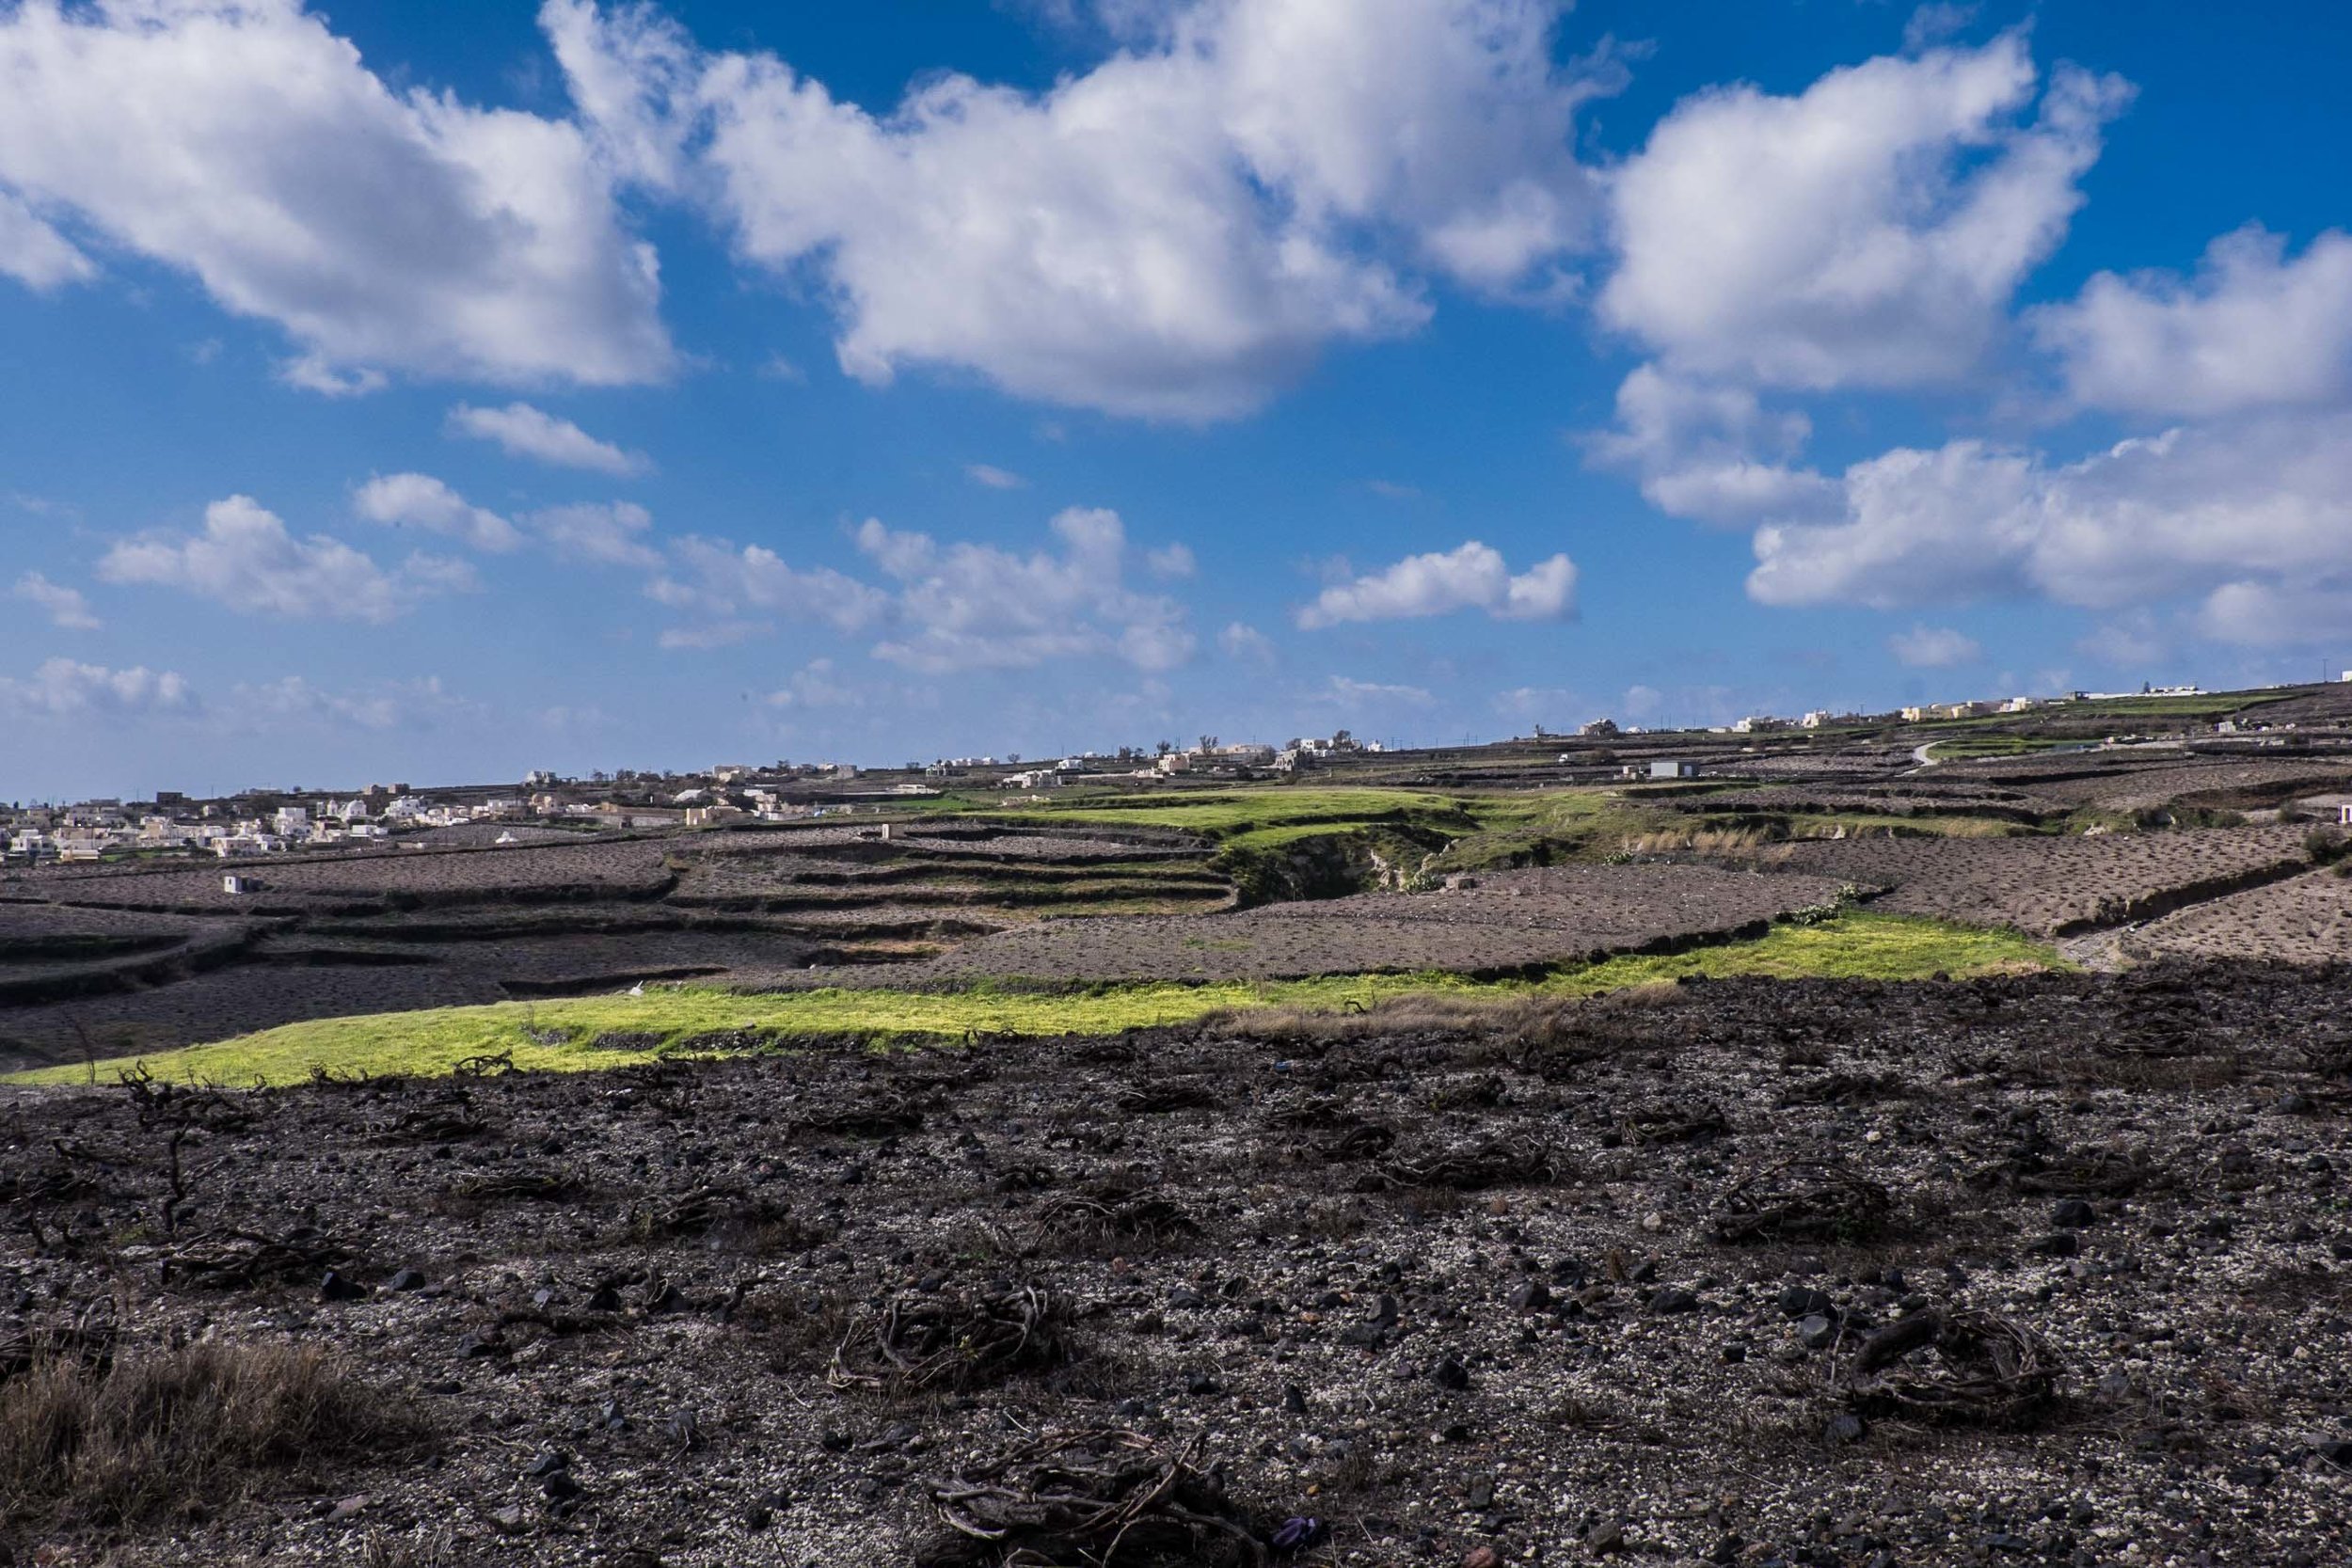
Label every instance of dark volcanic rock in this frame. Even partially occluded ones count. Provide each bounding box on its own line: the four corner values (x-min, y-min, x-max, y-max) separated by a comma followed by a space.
3, 960, 2348, 1565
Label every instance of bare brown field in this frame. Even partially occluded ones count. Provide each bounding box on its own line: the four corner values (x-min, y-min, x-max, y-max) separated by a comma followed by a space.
1931, 752, 2352, 814
1702, 748, 1917, 779
23, 839, 678, 914
1672, 785, 2048, 823
2123, 865, 2352, 964
0, 904, 256, 1009
909, 864, 1850, 981
2022, 759, 2352, 813
1750, 825, 2319, 936
0, 902, 233, 957
0, 963, 506, 1065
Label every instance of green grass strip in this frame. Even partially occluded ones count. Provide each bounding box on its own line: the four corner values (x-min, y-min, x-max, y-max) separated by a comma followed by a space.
977, 786, 1479, 840
8, 913, 2058, 1089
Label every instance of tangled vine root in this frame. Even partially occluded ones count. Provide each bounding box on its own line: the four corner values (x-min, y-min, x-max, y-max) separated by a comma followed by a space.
1317, 1121, 1396, 1163
1383, 1133, 1562, 1191
160, 1228, 351, 1291
1842, 1309, 2059, 1427
445, 1168, 580, 1205
1028, 1180, 1200, 1253
829, 1285, 1070, 1393
361, 1105, 494, 1146
1711, 1161, 1892, 1243
1621, 1101, 1731, 1146
1117, 1080, 1221, 1114
2006, 1148, 2155, 1197
798, 1094, 926, 1138
916, 1430, 1270, 1568
632, 1183, 801, 1242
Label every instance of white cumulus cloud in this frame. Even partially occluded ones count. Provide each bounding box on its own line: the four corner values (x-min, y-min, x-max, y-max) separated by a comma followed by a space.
353, 473, 524, 553
858, 507, 1196, 673
528, 500, 663, 568
1747, 411, 2352, 646
1600, 33, 2128, 390
0, 188, 92, 290
1326, 674, 1434, 705
2030, 226, 2352, 419
0, 657, 193, 718
1296, 541, 1575, 627
1584, 365, 1838, 528
447, 402, 649, 476
652, 536, 890, 636
1146, 543, 1196, 579
10, 571, 101, 630
2192, 581, 2352, 647
230, 673, 482, 731
0, 0, 672, 388
1218, 621, 1276, 663
542, 0, 1611, 420
650, 507, 1193, 672
765, 657, 857, 707
99, 495, 475, 622
1887, 624, 1982, 669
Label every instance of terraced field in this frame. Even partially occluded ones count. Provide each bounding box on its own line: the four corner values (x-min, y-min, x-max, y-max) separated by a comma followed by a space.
17, 838, 680, 913
2122, 865, 2352, 963
983, 787, 1479, 842
903, 863, 1851, 982
0, 902, 254, 1006
1746, 825, 2322, 936
1668, 784, 2049, 827
0, 822, 1225, 1066
1938, 754, 2352, 815
12, 767, 2351, 1069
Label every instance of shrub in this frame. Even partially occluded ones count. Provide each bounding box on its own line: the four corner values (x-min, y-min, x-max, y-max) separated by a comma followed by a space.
2306, 827, 2350, 866
0, 1340, 424, 1532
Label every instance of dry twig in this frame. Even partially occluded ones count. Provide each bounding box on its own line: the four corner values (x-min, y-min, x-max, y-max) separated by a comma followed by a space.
916, 1429, 1268, 1568
1712, 1161, 1892, 1243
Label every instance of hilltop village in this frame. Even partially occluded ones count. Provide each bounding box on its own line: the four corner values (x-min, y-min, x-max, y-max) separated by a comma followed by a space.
13, 680, 2349, 869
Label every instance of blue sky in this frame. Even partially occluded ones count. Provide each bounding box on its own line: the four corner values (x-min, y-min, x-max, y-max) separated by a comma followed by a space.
5, 0, 2351, 800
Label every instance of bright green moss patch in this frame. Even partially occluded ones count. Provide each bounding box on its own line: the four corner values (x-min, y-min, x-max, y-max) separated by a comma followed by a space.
8, 913, 2060, 1089
1216, 820, 1400, 852
1533, 911, 2053, 992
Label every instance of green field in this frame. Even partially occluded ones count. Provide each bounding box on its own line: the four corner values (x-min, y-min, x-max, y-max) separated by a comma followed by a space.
7, 913, 2059, 1089
982, 786, 1481, 841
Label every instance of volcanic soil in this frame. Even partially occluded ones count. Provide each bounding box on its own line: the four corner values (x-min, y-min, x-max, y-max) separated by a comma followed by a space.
5, 964, 2352, 1566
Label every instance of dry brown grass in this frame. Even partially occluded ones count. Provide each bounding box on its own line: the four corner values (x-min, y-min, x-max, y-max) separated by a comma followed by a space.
1209, 986, 1681, 1061
1624, 824, 1797, 856
358, 1525, 460, 1568
0, 1339, 422, 1533
1206, 991, 1500, 1042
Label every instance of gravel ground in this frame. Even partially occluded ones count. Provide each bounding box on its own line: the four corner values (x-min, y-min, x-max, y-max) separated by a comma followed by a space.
906, 866, 1851, 982
1748, 829, 2319, 938
2122, 867, 2352, 964
4, 963, 2349, 1566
